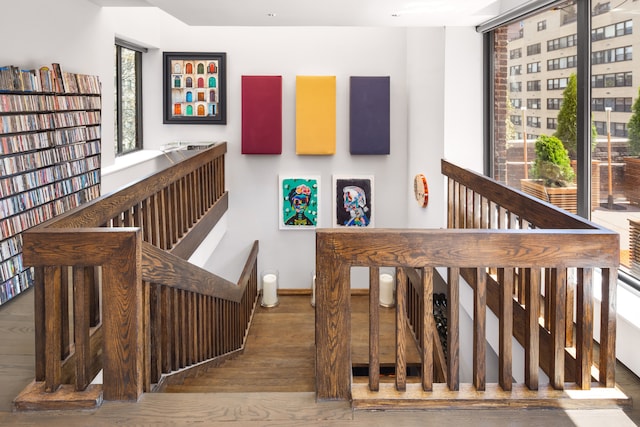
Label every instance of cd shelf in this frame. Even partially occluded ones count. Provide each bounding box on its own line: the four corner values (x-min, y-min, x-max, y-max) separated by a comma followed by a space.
0, 63, 101, 306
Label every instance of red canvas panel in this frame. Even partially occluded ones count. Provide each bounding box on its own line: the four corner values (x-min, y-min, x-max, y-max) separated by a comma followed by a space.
242, 75, 282, 154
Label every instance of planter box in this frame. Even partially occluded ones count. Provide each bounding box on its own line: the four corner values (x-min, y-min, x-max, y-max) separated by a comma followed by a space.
624, 157, 640, 206
631, 219, 640, 276
520, 179, 577, 214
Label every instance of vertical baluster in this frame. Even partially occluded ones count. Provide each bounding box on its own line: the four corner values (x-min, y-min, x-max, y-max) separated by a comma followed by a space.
525, 268, 541, 390
465, 187, 473, 228
599, 267, 617, 387
499, 267, 513, 391
369, 267, 380, 392
422, 267, 433, 391
44, 266, 62, 392
447, 267, 460, 391
544, 268, 554, 330
473, 268, 486, 391
575, 268, 593, 389
142, 280, 151, 392
149, 283, 162, 385
161, 285, 172, 374
73, 266, 91, 391
395, 268, 407, 391
550, 268, 566, 390
447, 178, 454, 228
195, 168, 203, 218
565, 268, 576, 348
89, 266, 100, 328
162, 186, 172, 250
34, 266, 46, 381
60, 267, 70, 360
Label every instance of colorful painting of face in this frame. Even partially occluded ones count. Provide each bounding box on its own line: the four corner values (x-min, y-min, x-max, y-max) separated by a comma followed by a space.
279, 176, 320, 229
333, 175, 374, 227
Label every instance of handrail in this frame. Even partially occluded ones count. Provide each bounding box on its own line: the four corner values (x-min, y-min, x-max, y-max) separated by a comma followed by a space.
315, 159, 620, 408
16, 143, 260, 409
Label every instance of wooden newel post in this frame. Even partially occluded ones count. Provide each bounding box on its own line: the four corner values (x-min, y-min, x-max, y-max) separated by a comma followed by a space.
102, 230, 144, 401
315, 232, 352, 401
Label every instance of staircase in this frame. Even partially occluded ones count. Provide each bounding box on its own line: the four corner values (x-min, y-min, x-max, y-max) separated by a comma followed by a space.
163, 295, 316, 393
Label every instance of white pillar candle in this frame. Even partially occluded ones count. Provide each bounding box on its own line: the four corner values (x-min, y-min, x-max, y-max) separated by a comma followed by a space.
311, 274, 316, 307
262, 273, 278, 307
379, 273, 394, 307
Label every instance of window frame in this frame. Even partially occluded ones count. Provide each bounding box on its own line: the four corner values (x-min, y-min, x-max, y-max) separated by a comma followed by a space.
480, 0, 640, 291
114, 39, 145, 156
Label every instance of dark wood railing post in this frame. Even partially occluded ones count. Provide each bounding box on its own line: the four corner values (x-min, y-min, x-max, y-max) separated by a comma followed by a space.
315, 233, 351, 400
100, 229, 143, 401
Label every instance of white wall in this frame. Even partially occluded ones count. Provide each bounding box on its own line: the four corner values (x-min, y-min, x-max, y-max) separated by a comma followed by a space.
1, 2, 483, 290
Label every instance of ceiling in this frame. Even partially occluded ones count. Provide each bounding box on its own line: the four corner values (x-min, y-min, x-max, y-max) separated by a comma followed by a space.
87, 0, 508, 27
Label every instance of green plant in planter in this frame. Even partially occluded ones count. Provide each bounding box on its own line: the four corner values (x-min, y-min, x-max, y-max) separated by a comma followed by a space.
530, 135, 575, 187
627, 86, 640, 156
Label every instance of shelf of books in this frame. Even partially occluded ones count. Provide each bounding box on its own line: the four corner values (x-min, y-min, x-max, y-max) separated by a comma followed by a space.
0, 63, 101, 306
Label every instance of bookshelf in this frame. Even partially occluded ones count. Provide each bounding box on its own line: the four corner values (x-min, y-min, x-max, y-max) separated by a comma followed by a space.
0, 64, 101, 306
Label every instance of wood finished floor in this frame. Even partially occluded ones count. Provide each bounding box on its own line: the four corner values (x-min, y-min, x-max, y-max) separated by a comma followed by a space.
0, 289, 638, 426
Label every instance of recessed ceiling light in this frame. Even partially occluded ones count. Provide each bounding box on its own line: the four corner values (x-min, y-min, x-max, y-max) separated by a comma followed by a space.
267, 12, 277, 17
391, 13, 400, 17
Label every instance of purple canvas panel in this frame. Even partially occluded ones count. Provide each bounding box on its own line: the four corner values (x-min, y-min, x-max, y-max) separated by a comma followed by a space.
349, 76, 390, 155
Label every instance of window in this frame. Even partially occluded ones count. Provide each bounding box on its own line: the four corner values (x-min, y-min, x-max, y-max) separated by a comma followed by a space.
527, 43, 541, 55
526, 98, 541, 109
547, 98, 563, 110
527, 62, 541, 73
511, 98, 522, 109
592, 19, 632, 41
592, 97, 632, 112
547, 77, 569, 90
510, 82, 522, 92
114, 40, 145, 155
591, 71, 633, 88
527, 81, 541, 91
527, 116, 541, 128
538, 20, 547, 31
510, 48, 522, 59
484, 0, 640, 286
593, 2, 611, 16
547, 55, 577, 70
547, 34, 577, 51
510, 65, 522, 76
591, 45, 632, 64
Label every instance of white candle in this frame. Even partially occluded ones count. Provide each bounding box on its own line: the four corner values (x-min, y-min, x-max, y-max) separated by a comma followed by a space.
311, 274, 316, 306
379, 273, 394, 307
262, 273, 278, 307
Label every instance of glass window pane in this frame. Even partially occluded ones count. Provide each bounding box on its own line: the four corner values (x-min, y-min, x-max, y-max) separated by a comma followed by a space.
590, 2, 640, 278
121, 47, 138, 152
490, 0, 640, 283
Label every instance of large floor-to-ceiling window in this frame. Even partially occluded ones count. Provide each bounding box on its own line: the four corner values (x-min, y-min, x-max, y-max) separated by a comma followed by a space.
482, 0, 640, 287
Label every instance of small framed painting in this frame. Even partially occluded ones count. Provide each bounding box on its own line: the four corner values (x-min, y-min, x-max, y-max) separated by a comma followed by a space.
163, 52, 227, 124
279, 176, 320, 230
333, 175, 374, 227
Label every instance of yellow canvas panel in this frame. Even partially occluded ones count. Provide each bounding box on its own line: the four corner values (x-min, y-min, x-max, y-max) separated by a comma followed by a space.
296, 76, 336, 155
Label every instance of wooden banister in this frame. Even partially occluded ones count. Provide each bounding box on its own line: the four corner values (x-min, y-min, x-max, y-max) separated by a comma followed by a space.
16, 144, 260, 410
316, 159, 622, 409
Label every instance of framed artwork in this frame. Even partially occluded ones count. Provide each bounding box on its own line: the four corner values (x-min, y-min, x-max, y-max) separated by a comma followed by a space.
163, 52, 227, 124
279, 176, 320, 230
333, 175, 374, 227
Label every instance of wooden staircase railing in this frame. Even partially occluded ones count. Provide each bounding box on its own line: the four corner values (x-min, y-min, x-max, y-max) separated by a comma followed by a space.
315, 159, 626, 409
14, 143, 260, 410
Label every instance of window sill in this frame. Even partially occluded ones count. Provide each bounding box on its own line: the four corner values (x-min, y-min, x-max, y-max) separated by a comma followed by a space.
102, 150, 165, 177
